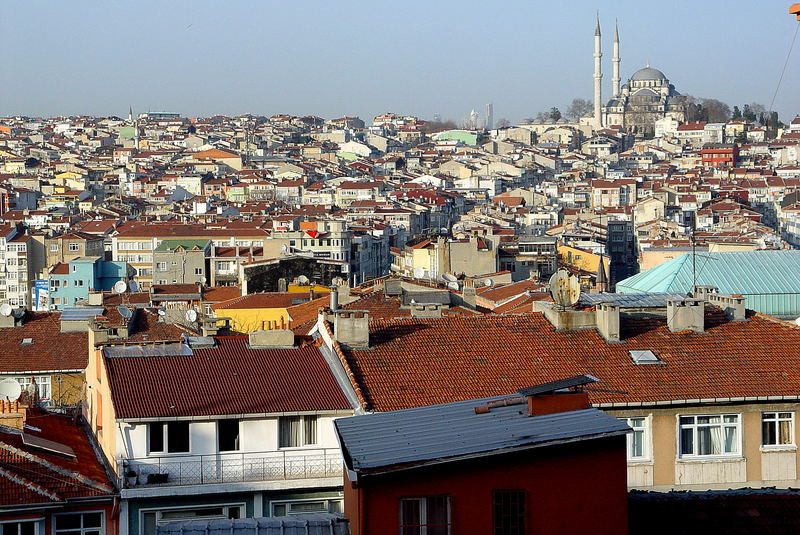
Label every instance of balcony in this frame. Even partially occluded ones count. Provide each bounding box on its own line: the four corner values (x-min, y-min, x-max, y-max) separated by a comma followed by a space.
120, 448, 342, 488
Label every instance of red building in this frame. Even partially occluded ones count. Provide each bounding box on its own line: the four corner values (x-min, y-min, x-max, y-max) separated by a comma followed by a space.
335, 376, 630, 535
701, 143, 739, 169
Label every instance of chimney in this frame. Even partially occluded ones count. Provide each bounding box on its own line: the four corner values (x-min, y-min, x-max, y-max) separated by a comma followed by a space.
692, 285, 718, 301
333, 310, 369, 348
248, 329, 296, 348
330, 286, 339, 311
595, 302, 621, 342
0, 400, 27, 430
666, 298, 705, 333
410, 303, 443, 318
708, 293, 747, 321
462, 284, 477, 308
277, 277, 288, 292
527, 391, 591, 417
309, 285, 315, 301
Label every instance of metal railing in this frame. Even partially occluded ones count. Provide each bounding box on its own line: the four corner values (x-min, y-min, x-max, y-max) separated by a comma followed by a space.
119, 448, 342, 488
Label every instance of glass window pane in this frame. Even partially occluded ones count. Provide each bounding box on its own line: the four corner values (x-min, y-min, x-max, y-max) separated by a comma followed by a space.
83, 514, 102, 528
680, 427, 694, 455
779, 412, 793, 419
149, 422, 164, 453
723, 415, 738, 423
401, 499, 421, 529
679, 416, 694, 425
304, 416, 317, 445
167, 422, 190, 453
279, 416, 301, 448
272, 505, 286, 517
142, 513, 157, 535
724, 426, 738, 453
632, 429, 644, 458
19, 525, 33, 535
56, 515, 82, 531
763, 420, 777, 445
218, 419, 240, 452
779, 420, 793, 444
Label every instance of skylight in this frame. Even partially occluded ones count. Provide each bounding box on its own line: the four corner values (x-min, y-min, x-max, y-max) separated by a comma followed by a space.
629, 350, 662, 365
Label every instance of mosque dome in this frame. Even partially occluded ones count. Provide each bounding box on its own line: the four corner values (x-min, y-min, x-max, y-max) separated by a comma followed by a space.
630, 66, 667, 81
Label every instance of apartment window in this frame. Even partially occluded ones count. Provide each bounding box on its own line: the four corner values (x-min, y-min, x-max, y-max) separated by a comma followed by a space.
141, 505, 243, 535
50, 243, 59, 252
400, 495, 451, 535
762, 412, 794, 446
271, 498, 342, 517
156, 262, 167, 272
68, 243, 80, 252
0, 521, 42, 535
623, 417, 649, 460
54, 512, 103, 535
148, 422, 190, 454
493, 490, 526, 535
278, 415, 317, 448
194, 268, 203, 275
218, 419, 240, 452
679, 414, 740, 457
15, 376, 51, 400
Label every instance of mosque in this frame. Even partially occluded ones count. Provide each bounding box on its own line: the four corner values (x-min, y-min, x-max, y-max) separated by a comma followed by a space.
589, 17, 690, 136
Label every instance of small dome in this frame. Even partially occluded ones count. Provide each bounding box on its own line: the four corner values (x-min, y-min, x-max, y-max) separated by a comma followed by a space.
630, 67, 667, 81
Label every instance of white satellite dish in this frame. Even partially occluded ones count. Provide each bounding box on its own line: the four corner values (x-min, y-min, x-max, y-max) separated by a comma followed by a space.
0, 303, 12, 317
281, 244, 288, 253
413, 267, 425, 279
442, 273, 457, 282
129, 280, 139, 292
548, 270, 581, 308
0, 379, 22, 402
157, 308, 166, 317
113, 280, 127, 294
795, 317, 800, 327
297, 275, 309, 284
118, 305, 133, 319
447, 281, 460, 290
484, 278, 494, 287
200, 276, 207, 285
185, 309, 198, 323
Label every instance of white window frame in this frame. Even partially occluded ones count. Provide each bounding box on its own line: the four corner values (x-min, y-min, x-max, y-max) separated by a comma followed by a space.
139, 503, 244, 535
68, 243, 80, 252
622, 416, 651, 461
0, 518, 45, 535
147, 421, 191, 455
762, 411, 795, 448
269, 497, 343, 517
678, 413, 742, 459
15, 376, 51, 400
278, 415, 318, 449
53, 510, 105, 535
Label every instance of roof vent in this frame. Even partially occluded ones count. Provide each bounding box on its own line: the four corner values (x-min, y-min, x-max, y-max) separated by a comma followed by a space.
629, 349, 662, 365
21, 338, 33, 345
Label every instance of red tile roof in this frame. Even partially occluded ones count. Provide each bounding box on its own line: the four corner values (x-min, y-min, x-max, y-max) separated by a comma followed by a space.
0, 411, 114, 506
338, 310, 800, 411
104, 336, 351, 419
0, 313, 87, 372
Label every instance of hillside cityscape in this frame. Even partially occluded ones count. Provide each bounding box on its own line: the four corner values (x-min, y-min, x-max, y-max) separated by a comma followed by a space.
1, 3, 800, 535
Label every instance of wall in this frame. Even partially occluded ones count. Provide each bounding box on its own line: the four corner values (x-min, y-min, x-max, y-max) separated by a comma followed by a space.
220, 307, 290, 333
609, 402, 800, 491
347, 436, 627, 535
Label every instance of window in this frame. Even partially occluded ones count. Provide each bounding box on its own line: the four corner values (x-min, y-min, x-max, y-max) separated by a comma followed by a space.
493, 490, 526, 535
218, 419, 240, 452
148, 422, 190, 454
762, 412, 794, 446
15, 376, 51, 400
679, 414, 740, 457
271, 498, 342, 517
194, 268, 203, 275
50, 243, 59, 252
400, 495, 451, 535
278, 415, 317, 448
141, 505, 243, 535
156, 262, 167, 272
0, 521, 41, 535
68, 243, 80, 252
623, 417, 649, 459
54, 512, 103, 535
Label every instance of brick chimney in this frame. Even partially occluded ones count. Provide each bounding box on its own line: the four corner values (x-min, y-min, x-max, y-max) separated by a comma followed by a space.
527, 391, 591, 417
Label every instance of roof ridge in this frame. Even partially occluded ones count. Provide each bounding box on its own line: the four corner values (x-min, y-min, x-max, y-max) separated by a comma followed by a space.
0, 440, 112, 492
0, 465, 61, 502
322, 320, 370, 410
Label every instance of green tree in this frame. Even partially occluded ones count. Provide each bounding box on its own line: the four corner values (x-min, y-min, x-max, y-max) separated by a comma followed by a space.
549, 107, 562, 122
742, 104, 756, 122
731, 106, 742, 120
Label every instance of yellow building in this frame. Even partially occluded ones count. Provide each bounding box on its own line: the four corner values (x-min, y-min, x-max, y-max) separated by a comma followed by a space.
557, 244, 610, 276
212, 292, 328, 333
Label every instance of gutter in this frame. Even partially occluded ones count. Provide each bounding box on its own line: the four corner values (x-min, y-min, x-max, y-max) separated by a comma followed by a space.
594, 394, 800, 409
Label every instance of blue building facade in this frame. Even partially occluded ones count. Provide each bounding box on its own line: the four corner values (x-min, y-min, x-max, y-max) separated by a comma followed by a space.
49, 256, 134, 310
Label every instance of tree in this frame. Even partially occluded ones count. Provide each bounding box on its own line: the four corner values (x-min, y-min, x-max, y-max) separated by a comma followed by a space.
420, 119, 458, 133
565, 98, 593, 121
731, 106, 742, 120
742, 104, 756, 122
549, 107, 562, 122
496, 118, 510, 129
699, 98, 731, 122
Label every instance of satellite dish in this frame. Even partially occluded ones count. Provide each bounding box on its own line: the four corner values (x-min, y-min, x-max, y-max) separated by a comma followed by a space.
447, 281, 460, 290
548, 270, 581, 308
297, 275, 309, 284
113, 280, 127, 294
129, 280, 139, 292
0, 304, 12, 317
442, 273, 457, 282
185, 309, 198, 323
281, 244, 288, 253
484, 278, 494, 287
10, 309, 24, 319
413, 267, 425, 279
795, 317, 800, 327
440, 227, 448, 234
118, 305, 132, 319
0, 379, 22, 402
157, 308, 166, 317
200, 276, 207, 285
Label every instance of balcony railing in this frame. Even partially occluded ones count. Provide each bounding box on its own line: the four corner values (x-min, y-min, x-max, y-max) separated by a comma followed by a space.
119, 448, 342, 488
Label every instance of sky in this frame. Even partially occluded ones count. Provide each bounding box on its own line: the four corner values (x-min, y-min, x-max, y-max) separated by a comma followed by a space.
0, 1, 798, 124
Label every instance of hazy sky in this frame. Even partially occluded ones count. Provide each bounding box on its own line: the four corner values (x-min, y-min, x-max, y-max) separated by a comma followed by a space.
1, 1, 798, 123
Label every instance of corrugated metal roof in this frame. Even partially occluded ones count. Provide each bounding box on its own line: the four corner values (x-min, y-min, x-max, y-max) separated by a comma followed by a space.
157, 515, 349, 535
616, 251, 800, 318
579, 292, 686, 308
517, 375, 598, 396
104, 336, 352, 419
335, 397, 629, 474
103, 344, 192, 358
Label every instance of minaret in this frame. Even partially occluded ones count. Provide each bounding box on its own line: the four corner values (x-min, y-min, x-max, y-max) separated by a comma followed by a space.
593, 14, 603, 128
612, 21, 621, 98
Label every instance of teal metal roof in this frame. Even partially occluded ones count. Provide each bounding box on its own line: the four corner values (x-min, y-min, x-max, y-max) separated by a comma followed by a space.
616, 251, 800, 319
